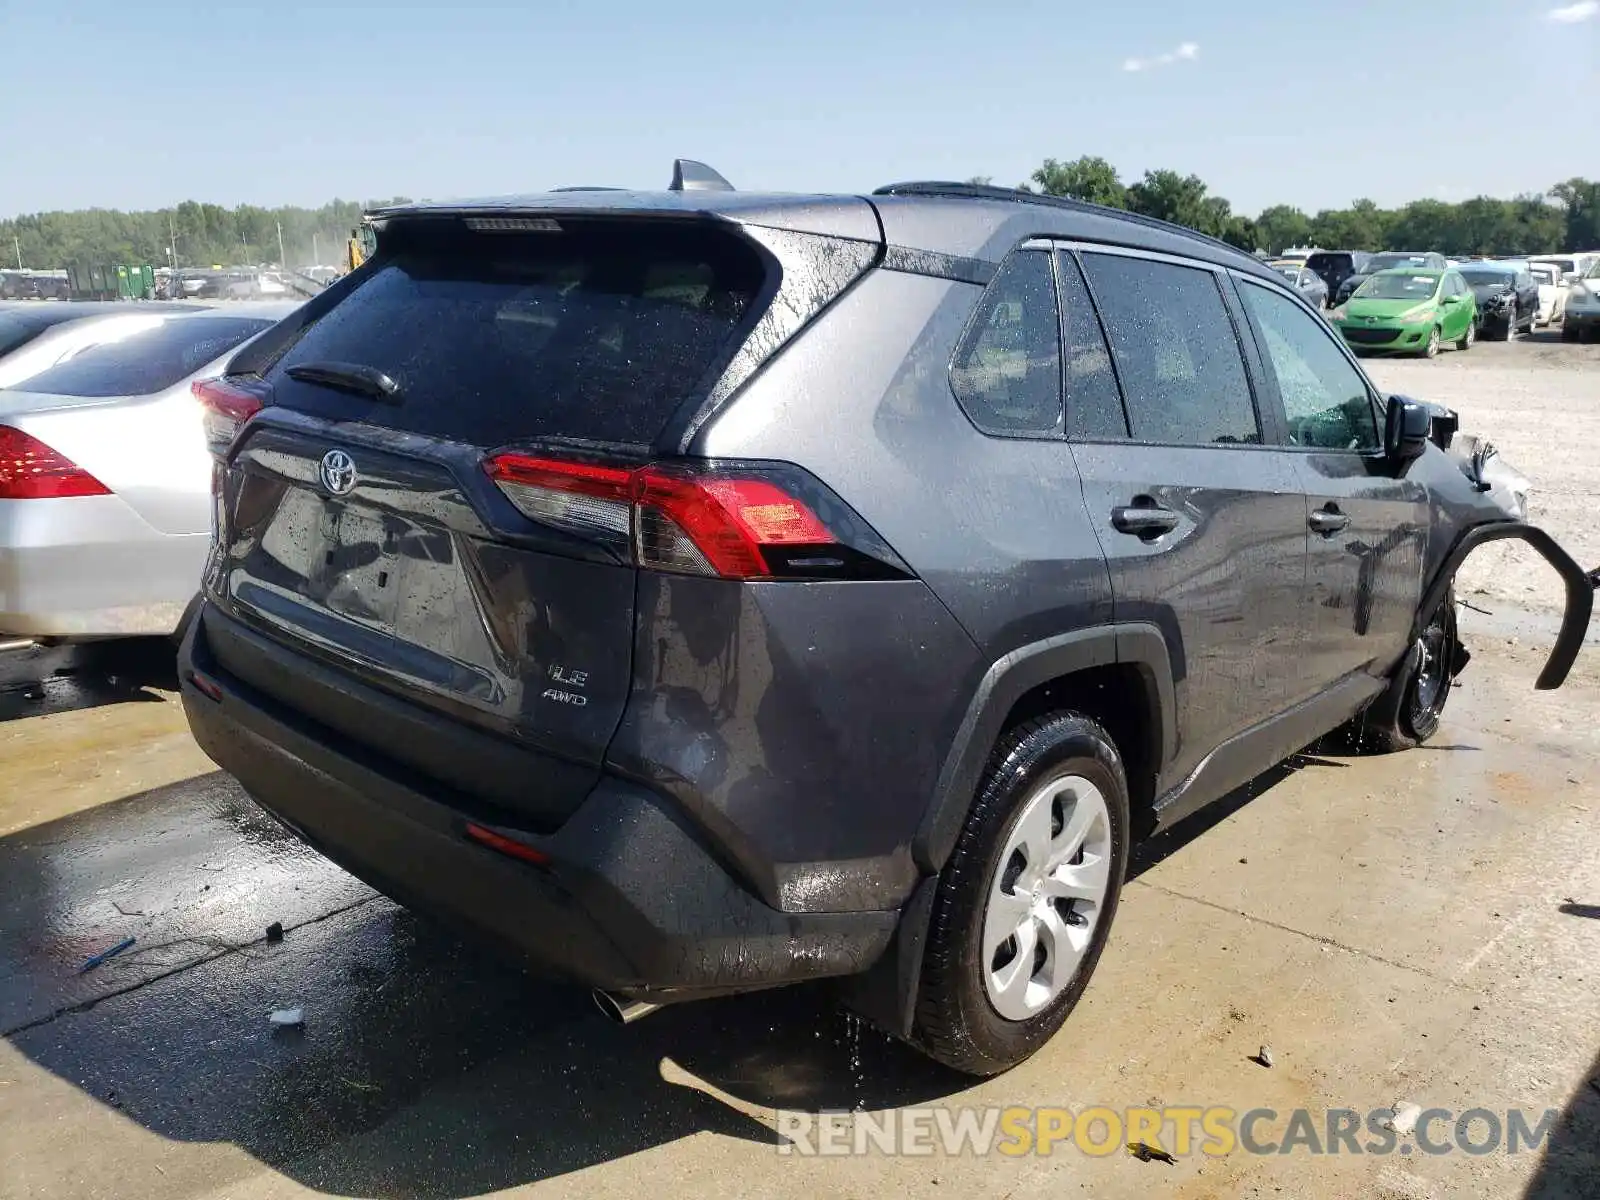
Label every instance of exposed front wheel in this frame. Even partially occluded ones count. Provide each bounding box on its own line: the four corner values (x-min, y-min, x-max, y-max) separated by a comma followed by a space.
1421, 326, 1441, 358
1357, 588, 1459, 753
914, 714, 1130, 1076
1456, 319, 1475, 351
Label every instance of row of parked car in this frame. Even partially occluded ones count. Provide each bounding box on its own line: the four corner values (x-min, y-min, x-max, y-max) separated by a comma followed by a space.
1268, 249, 1600, 354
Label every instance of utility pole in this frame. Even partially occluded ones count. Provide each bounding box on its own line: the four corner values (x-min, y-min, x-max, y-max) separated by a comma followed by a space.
276, 219, 285, 266
13, 236, 20, 270
312, 231, 319, 266
169, 211, 178, 267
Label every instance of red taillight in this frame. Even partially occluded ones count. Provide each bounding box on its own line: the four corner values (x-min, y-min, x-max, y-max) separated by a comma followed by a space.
186, 670, 224, 703
635, 472, 834, 577
484, 453, 840, 579
0, 425, 111, 500
193, 377, 269, 455
464, 822, 551, 866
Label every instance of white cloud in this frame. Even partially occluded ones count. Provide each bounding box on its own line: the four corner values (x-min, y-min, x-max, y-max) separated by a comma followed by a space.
1548, 1, 1598, 22
1123, 41, 1200, 73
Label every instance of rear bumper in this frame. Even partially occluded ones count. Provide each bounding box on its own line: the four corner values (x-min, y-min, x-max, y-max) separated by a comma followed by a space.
1563, 307, 1600, 330
179, 605, 898, 996
0, 496, 202, 637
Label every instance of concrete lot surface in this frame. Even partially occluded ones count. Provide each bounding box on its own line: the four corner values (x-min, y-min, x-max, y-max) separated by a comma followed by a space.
1, 334, 1597, 1200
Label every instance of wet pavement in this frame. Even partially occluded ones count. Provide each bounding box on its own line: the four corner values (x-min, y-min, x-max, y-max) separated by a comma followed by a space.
2, 611, 1599, 1199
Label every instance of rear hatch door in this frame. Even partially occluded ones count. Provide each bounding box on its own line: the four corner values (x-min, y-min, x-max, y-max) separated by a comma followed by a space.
211, 213, 817, 826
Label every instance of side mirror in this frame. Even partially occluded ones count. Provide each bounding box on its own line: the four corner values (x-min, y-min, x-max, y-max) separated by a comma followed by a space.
1385, 395, 1431, 464
1563, 272, 1580, 285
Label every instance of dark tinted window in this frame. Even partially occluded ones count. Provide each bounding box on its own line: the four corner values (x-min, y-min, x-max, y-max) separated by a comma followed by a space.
15, 318, 271, 397
949, 250, 1061, 436
265, 221, 768, 448
1305, 253, 1352, 276
1055, 252, 1127, 439
1081, 254, 1258, 445
1240, 281, 1378, 451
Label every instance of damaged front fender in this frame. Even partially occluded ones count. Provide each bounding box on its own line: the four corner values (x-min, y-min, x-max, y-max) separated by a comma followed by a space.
1416, 521, 1595, 690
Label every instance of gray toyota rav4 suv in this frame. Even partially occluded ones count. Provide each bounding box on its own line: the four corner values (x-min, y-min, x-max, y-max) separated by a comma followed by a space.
181, 166, 1593, 1075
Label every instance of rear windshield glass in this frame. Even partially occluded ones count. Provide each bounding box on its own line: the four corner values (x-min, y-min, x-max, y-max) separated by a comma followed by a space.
0, 310, 82, 358
1305, 254, 1350, 272
1367, 254, 1430, 272
1356, 273, 1439, 300
1459, 269, 1515, 287
11, 318, 271, 397
263, 220, 770, 448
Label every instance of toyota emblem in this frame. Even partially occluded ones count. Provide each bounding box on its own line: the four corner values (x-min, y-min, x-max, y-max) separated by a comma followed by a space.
319, 449, 357, 496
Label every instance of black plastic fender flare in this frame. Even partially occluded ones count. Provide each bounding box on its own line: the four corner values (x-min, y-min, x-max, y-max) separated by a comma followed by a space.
1417, 521, 1594, 690
911, 622, 1176, 874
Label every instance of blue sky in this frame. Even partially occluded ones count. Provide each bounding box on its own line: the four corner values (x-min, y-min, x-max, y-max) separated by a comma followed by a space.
1, 0, 1595, 218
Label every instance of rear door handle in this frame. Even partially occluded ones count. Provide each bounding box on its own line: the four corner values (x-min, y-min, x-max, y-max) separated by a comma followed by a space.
1309, 506, 1350, 535
1111, 504, 1181, 537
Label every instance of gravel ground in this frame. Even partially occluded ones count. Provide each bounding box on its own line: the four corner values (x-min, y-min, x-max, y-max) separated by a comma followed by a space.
1364, 330, 1600, 613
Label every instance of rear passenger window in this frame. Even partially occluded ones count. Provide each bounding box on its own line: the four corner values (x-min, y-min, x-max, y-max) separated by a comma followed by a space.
1055, 252, 1128, 439
1080, 254, 1259, 445
949, 250, 1062, 437
1239, 281, 1379, 451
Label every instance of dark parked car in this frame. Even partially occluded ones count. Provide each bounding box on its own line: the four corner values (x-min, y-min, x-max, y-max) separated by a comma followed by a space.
1333, 251, 1449, 305
1304, 250, 1371, 301
180, 168, 1594, 1076
1458, 262, 1539, 339
1270, 260, 1330, 308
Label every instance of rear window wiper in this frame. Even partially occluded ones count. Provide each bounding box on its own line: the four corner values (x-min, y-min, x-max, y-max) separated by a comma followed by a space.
284, 361, 402, 403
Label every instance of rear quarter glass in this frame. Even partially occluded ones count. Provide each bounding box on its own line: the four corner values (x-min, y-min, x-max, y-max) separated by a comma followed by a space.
261, 219, 771, 449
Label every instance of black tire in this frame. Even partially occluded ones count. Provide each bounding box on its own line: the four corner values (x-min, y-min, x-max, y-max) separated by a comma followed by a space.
1562, 324, 1579, 343
1420, 326, 1441, 358
1357, 588, 1458, 753
1456, 319, 1475, 352
913, 713, 1130, 1076
1501, 311, 1516, 341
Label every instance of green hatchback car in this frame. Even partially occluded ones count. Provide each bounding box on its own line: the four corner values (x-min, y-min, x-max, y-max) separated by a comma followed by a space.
1328, 267, 1477, 357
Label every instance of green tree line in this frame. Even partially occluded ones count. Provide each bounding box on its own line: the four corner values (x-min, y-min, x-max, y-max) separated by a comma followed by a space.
988, 158, 1600, 257
5, 167, 1599, 269
1, 198, 411, 272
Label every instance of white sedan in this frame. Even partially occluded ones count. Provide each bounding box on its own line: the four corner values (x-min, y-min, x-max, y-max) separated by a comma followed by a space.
1, 304, 297, 641
1528, 262, 1567, 327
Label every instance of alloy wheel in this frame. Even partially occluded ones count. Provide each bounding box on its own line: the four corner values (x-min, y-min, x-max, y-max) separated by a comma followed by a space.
982, 773, 1113, 1021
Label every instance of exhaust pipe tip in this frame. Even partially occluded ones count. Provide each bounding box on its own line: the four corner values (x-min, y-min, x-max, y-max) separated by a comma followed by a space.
592, 990, 661, 1025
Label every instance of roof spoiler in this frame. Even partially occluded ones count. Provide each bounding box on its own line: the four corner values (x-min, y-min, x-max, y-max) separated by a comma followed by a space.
670, 159, 735, 192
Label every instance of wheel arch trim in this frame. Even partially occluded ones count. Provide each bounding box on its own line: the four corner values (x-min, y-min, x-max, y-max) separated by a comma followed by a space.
912, 622, 1175, 875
